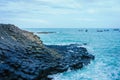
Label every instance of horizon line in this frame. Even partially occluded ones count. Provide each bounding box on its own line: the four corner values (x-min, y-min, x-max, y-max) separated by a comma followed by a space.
22, 27, 120, 29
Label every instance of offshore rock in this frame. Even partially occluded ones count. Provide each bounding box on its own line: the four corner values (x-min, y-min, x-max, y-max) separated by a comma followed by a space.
0, 24, 94, 80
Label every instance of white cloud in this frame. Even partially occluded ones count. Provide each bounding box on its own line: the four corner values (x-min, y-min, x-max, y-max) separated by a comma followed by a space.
76, 18, 96, 22
18, 18, 49, 24
87, 9, 96, 14
0, 0, 120, 28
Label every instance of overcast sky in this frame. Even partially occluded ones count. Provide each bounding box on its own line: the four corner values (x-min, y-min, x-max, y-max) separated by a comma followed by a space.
0, 0, 120, 28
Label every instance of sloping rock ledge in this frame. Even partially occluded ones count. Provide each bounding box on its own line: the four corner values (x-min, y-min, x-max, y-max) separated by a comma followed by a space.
0, 24, 94, 80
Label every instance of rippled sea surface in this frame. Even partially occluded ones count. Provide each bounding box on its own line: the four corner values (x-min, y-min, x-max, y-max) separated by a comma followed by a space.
25, 28, 120, 80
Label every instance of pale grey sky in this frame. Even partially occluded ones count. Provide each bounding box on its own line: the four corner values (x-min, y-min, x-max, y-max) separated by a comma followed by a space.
0, 0, 120, 28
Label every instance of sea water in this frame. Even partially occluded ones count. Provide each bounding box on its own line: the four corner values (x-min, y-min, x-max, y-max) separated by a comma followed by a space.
25, 28, 120, 80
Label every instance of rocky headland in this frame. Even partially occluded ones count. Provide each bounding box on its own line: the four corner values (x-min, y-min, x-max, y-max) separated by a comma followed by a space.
0, 24, 94, 80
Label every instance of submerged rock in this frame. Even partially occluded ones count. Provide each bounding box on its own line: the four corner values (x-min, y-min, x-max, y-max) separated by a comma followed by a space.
0, 24, 94, 80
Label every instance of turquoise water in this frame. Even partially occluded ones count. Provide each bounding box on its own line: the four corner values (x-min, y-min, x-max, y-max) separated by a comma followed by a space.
25, 28, 120, 80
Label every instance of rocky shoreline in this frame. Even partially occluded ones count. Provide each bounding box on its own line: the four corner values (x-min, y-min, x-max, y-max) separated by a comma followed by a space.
0, 24, 94, 80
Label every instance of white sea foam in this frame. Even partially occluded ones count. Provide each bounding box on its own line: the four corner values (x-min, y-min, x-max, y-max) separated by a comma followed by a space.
28, 28, 120, 80
49, 61, 119, 80
76, 44, 94, 55
81, 45, 94, 54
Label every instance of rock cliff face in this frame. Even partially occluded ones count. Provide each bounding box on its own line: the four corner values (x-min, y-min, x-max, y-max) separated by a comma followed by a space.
0, 24, 94, 80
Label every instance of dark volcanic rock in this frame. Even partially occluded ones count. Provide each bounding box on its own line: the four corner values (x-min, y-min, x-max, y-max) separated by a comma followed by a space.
0, 24, 94, 80
46, 44, 94, 70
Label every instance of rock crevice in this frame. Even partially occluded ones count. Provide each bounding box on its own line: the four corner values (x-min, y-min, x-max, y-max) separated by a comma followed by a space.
0, 24, 94, 80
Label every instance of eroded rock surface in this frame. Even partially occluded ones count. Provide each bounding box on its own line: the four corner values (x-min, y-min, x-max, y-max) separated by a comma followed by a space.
0, 24, 94, 80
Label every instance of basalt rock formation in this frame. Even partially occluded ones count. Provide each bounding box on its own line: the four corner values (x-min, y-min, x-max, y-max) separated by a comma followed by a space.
0, 24, 94, 80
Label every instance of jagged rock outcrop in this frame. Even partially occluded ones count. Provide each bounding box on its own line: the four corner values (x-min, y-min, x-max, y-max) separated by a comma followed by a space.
0, 24, 94, 80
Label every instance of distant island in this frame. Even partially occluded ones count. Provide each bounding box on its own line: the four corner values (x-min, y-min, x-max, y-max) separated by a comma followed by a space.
36, 32, 56, 34
0, 24, 94, 80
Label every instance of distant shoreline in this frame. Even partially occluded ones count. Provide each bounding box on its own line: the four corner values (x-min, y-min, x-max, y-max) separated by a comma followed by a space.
36, 32, 56, 34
